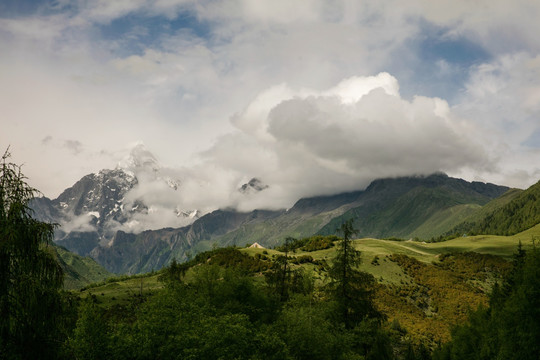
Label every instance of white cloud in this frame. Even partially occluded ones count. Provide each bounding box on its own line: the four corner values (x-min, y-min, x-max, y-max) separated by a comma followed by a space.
199, 74, 490, 210
0, 16, 67, 41
60, 213, 97, 233
2, 0, 540, 217
99, 69, 490, 229
452, 52, 540, 188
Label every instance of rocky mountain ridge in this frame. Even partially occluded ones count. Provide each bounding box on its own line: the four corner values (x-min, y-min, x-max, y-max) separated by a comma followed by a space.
32, 168, 511, 274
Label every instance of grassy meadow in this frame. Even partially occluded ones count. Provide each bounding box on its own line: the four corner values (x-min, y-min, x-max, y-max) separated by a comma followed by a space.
75, 224, 538, 346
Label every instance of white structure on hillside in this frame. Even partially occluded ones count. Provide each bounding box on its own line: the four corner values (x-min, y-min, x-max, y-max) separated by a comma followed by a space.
249, 242, 265, 249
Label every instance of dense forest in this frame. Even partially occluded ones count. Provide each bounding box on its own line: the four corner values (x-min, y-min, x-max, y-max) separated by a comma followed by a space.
2, 152, 540, 359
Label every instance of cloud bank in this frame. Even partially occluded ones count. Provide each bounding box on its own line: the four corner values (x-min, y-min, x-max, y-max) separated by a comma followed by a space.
108, 73, 491, 232
2, 0, 540, 227
197, 72, 489, 212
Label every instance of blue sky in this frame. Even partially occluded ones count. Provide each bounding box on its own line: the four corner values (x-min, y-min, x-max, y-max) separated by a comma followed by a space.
1, 0, 540, 217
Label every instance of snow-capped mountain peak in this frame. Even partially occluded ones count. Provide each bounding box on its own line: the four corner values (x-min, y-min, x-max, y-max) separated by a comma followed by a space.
117, 143, 160, 173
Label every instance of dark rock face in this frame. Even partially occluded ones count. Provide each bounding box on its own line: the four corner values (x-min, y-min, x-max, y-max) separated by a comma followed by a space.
31, 169, 138, 256
30, 196, 63, 223
53, 169, 138, 225
239, 178, 269, 194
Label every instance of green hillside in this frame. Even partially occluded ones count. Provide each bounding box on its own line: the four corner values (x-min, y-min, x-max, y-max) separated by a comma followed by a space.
472, 181, 540, 235
78, 225, 538, 347
409, 203, 481, 239
82, 223, 539, 300
319, 181, 501, 239
458, 188, 522, 225
450, 184, 540, 236
219, 174, 508, 249
416, 188, 522, 240
54, 245, 111, 289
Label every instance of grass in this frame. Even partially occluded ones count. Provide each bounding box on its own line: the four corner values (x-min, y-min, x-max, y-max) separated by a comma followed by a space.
76, 224, 539, 313
55, 245, 112, 290
73, 225, 538, 346
239, 224, 538, 287
78, 273, 163, 308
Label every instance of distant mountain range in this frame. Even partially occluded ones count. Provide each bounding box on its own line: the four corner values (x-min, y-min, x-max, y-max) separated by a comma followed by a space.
33, 162, 521, 274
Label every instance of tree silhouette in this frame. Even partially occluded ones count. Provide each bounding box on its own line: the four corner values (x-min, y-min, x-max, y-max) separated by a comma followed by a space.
0, 149, 65, 359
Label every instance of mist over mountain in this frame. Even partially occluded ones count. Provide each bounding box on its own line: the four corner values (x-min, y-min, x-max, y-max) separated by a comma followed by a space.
32, 164, 510, 274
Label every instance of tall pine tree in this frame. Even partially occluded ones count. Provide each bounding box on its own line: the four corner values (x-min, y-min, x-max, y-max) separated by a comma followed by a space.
328, 219, 381, 328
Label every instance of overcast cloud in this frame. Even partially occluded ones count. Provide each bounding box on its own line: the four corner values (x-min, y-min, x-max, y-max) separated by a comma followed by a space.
2, 0, 540, 229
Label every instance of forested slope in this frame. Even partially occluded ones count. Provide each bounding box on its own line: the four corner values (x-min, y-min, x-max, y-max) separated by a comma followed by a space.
450, 181, 540, 236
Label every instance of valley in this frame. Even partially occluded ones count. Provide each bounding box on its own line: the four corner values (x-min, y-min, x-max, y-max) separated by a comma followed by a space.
78, 226, 536, 346
4, 149, 540, 359
37, 170, 515, 276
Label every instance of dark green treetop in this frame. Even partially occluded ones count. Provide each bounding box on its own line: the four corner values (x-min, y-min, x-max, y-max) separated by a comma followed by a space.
0, 149, 65, 359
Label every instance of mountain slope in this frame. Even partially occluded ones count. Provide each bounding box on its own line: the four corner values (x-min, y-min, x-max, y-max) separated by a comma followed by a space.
91, 209, 283, 274
35, 171, 510, 274
212, 190, 365, 248
32, 168, 138, 256
451, 181, 540, 236
53, 245, 111, 289
317, 173, 508, 239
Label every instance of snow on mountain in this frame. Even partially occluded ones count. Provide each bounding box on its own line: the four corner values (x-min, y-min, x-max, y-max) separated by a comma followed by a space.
30, 144, 201, 252
117, 143, 160, 174
113, 143, 198, 231
54, 168, 137, 224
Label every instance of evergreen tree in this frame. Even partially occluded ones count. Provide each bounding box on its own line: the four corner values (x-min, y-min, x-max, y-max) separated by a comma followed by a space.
328, 219, 381, 328
0, 149, 65, 359
266, 237, 294, 302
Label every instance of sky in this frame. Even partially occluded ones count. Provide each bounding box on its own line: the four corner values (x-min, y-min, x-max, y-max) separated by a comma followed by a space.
2, 0, 540, 227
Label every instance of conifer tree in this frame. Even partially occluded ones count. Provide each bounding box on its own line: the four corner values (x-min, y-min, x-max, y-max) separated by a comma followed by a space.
328, 219, 381, 328
266, 236, 294, 301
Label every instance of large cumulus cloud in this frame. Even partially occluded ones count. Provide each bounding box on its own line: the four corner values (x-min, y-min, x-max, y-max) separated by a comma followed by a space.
199, 73, 490, 211
106, 72, 490, 232
3, 0, 540, 229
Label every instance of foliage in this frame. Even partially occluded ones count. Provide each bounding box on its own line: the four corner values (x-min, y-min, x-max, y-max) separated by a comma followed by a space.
435, 252, 511, 283
328, 220, 382, 328
275, 235, 338, 252
0, 150, 67, 359
389, 254, 488, 326
273, 295, 340, 360
448, 181, 540, 237
433, 246, 540, 360
265, 262, 315, 302
66, 299, 110, 360
190, 246, 272, 273
268, 237, 294, 301
67, 246, 397, 359
157, 257, 189, 285
372, 251, 513, 348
